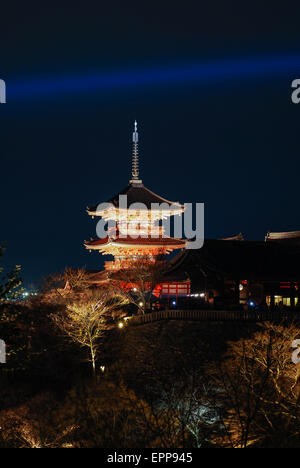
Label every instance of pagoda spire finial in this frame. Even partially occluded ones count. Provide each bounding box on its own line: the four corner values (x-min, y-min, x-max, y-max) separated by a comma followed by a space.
130, 120, 142, 184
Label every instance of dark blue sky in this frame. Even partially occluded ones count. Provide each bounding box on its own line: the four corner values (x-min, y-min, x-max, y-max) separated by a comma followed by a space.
1, 1, 300, 286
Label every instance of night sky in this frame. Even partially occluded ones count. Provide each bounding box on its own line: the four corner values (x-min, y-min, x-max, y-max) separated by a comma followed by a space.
1, 1, 300, 287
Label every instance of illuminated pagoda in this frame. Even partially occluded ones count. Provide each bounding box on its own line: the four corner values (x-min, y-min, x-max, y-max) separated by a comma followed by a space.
84, 122, 186, 276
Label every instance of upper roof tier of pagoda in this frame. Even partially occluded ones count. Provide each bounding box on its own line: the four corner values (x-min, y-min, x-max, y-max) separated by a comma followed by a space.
87, 181, 184, 216
86, 122, 184, 218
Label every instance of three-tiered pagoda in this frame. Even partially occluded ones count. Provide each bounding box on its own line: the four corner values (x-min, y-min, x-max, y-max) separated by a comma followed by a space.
84, 122, 186, 272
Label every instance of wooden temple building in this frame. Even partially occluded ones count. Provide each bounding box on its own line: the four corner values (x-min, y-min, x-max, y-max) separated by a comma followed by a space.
166, 235, 300, 309
83, 123, 300, 310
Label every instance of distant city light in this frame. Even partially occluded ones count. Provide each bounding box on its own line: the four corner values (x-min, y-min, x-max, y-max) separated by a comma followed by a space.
118, 322, 124, 329
188, 292, 205, 298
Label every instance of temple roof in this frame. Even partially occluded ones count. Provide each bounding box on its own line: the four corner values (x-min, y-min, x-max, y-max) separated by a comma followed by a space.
87, 182, 183, 214
85, 269, 109, 283
85, 235, 186, 249
220, 232, 244, 241
87, 123, 184, 215
82, 266, 189, 284
265, 231, 300, 243
167, 239, 300, 281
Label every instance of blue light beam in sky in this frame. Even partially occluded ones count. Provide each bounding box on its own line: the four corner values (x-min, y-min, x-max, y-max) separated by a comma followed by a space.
6, 53, 300, 102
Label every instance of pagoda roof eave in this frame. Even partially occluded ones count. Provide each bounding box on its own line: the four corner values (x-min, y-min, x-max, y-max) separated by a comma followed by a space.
84, 236, 186, 250
87, 182, 184, 215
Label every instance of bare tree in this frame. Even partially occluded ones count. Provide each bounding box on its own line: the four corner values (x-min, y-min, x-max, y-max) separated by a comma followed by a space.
110, 259, 166, 314
63, 267, 92, 292
209, 322, 300, 448
52, 287, 128, 376
40, 268, 93, 302
39, 272, 66, 301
